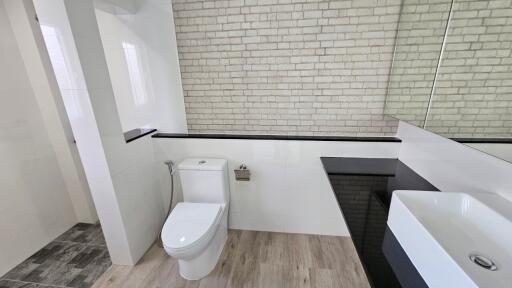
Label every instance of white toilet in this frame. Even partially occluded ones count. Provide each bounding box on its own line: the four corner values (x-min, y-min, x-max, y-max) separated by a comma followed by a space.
161, 158, 230, 280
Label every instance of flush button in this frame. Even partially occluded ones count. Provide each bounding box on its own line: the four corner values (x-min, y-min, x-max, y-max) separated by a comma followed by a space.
198, 160, 206, 164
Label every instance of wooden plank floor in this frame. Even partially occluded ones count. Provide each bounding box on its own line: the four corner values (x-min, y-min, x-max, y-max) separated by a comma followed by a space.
92, 230, 370, 288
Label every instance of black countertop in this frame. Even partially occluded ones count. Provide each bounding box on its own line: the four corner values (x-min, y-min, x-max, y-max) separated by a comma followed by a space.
152, 133, 401, 142
321, 157, 398, 176
321, 157, 439, 288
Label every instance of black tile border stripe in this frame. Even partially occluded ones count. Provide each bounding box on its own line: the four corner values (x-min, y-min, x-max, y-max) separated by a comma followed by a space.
152, 133, 401, 142
124, 128, 157, 143
452, 138, 512, 144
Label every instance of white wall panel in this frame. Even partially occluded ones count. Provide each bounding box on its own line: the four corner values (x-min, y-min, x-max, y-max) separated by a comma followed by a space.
397, 121, 512, 202
154, 138, 400, 236
33, 0, 188, 265
15, 0, 98, 224
95, 0, 187, 133
0, 0, 77, 276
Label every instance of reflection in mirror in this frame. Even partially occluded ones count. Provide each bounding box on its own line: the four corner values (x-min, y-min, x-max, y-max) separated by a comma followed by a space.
385, 0, 452, 127
425, 0, 512, 139
385, 0, 512, 162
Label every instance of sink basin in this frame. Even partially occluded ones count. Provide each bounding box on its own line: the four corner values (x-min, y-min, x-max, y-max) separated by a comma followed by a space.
388, 190, 512, 288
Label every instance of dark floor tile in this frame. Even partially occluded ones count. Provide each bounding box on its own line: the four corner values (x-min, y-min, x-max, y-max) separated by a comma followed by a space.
1, 263, 39, 283
68, 247, 102, 269
1, 223, 111, 288
66, 247, 111, 288
65, 275, 87, 288
30, 246, 63, 265
19, 243, 86, 285
0, 279, 36, 288
0, 279, 61, 288
55, 224, 106, 246
2, 243, 70, 280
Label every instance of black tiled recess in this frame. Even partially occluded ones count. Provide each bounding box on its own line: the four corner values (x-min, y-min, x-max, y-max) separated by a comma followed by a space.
321, 157, 398, 176
321, 158, 439, 288
0, 223, 111, 288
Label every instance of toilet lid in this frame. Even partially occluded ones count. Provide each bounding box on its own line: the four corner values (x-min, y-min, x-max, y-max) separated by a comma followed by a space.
162, 202, 222, 250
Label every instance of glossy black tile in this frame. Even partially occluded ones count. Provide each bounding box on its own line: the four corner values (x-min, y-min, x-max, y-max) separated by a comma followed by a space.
321, 157, 398, 176
382, 226, 428, 288
322, 158, 438, 288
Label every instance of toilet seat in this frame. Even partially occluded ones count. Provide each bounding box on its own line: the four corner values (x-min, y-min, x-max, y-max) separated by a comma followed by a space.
162, 202, 222, 256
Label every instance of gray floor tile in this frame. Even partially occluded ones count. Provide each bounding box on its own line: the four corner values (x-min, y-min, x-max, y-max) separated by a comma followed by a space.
0, 279, 62, 288
1, 224, 111, 288
54, 224, 106, 246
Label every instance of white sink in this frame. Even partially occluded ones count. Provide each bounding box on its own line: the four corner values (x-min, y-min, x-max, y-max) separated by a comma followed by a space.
388, 190, 512, 288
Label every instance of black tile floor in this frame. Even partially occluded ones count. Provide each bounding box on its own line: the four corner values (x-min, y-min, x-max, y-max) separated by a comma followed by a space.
0, 223, 111, 288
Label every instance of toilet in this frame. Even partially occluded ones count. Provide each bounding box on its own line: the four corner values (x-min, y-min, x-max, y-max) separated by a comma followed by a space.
161, 158, 230, 280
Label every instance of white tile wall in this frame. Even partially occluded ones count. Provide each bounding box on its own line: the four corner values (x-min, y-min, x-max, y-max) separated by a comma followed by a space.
0, 0, 77, 276
95, 0, 187, 132
397, 121, 512, 203
153, 138, 400, 235
18, 0, 98, 224
38, 0, 135, 265
35, 0, 180, 265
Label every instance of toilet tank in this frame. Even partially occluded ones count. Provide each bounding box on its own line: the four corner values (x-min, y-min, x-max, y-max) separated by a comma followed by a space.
178, 158, 229, 204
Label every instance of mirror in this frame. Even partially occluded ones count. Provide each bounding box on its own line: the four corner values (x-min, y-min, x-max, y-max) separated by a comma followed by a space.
385, 0, 512, 162
385, 0, 453, 127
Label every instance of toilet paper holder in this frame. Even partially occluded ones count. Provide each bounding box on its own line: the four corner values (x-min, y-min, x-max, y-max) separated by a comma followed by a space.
234, 164, 251, 181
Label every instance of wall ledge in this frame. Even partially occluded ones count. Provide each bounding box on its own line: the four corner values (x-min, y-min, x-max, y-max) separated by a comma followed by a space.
152, 133, 401, 142
124, 128, 157, 143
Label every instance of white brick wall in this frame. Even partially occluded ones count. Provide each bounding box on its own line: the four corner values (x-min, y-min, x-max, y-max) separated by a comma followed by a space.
171, 0, 401, 136
426, 0, 512, 138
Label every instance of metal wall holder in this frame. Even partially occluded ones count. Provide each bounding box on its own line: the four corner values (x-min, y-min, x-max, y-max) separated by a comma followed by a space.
234, 164, 251, 181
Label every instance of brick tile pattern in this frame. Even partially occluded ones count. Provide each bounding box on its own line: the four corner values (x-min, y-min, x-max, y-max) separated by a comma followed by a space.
171, 0, 401, 136
426, 0, 512, 138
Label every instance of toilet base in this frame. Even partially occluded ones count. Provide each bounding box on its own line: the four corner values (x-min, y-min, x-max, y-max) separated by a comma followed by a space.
178, 218, 227, 280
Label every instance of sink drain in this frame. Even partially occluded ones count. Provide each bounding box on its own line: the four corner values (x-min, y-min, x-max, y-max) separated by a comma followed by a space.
469, 254, 498, 271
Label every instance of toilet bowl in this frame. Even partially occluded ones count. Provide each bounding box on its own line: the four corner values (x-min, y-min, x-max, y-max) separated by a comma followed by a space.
161, 158, 229, 280
161, 202, 228, 280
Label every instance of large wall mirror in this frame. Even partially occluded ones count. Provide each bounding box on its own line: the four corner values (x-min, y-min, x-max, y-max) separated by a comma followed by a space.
385, 0, 512, 162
